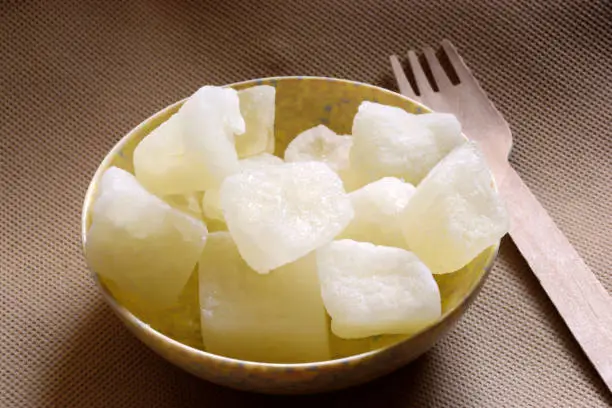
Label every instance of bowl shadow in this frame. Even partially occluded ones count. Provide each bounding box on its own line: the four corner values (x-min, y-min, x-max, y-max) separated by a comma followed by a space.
38, 294, 441, 407
37, 297, 250, 407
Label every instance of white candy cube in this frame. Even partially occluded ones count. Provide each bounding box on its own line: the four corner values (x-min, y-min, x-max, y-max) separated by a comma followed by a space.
85, 167, 207, 309
350, 102, 464, 184
220, 161, 354, 273
133, 86, 244, 195
401, 142, 509, 274
284, 125, 352, 173
201, 153, 283, 222
338, 177, 415, 248
317, 240, 441, 339
199, 232, 330, 363
236, 85, 276, 158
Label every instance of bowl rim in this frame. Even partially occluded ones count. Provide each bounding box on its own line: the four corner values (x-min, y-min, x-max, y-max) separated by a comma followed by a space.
81, 75, 500, 369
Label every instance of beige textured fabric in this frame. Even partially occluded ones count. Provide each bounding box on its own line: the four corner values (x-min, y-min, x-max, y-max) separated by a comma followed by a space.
1, 0, 611, 406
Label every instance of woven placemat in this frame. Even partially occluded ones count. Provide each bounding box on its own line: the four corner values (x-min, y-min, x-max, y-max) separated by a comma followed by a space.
1, 0, 611, 406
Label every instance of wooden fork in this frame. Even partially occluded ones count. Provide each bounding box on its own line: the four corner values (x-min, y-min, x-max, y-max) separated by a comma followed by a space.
390, 40, 612, 393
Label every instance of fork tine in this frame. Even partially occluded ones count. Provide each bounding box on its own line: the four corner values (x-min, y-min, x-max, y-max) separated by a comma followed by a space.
389, 55, 418, 100
407, 50, 432, 96
422, 46, 452, 90
441, 39, 474, 84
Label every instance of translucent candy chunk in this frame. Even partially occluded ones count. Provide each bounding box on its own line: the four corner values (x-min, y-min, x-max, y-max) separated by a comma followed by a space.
401, 142, 509, 274
85, 167, 207, 309
220, 161, 354, 274
284, 124, 366, 191
201, 189, 223, 223
236, 85, 276, 158
199, 232, 330, 363
416, 112, 462, 144
133, 86, 244, 195
317, 240, 441, 339
350, 102, 464, 184
338, 177, 415, 248
201, 153, 283, 222
338, 165, 370, 193
284, 125, 352, 173
239, 152, 284, 169
164, 192, 204, 220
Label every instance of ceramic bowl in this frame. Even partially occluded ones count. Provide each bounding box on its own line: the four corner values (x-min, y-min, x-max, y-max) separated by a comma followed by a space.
81, 76, 499, 394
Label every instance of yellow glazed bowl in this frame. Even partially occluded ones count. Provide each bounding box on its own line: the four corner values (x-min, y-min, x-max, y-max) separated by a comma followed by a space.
81, 77, 499, 394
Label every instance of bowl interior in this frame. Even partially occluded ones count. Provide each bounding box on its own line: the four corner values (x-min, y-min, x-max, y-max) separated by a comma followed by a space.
82, 76, 497, 364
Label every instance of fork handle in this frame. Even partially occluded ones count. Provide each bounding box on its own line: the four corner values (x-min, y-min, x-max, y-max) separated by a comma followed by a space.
501, 165, 612, 392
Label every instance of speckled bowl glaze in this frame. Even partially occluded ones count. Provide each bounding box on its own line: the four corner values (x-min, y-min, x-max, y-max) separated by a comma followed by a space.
81, 77, 499, 394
